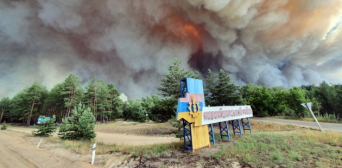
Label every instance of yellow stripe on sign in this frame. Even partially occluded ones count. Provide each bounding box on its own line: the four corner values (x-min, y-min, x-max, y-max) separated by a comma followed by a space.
177, 111, 202, 126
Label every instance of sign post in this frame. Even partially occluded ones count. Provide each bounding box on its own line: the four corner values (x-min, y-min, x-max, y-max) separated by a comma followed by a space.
91, 143, 96, 164
301, 102, 324, 133
176, 78, 253, 151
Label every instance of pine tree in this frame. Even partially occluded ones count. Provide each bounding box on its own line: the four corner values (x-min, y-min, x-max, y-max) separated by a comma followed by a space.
1, 121, 7, 130
58, 103, 96, 140
96, 80, 110, 123
83, 77, 97, 116
0, 97, 10, 123
107, 83, 122, 121
42, 83, 65, 123
26, 81, 49, 126
157, 58, 200, 98
204, 69, 218, 106
62, 73, 81, 119
32, 115, 57, 137
215, 69, 241, 106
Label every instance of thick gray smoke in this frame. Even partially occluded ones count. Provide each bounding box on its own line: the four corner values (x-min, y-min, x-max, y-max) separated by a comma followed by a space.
1, 0, 342, 99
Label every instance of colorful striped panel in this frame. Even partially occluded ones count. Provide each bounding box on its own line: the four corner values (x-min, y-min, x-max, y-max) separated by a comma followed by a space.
179, 93, 204, 102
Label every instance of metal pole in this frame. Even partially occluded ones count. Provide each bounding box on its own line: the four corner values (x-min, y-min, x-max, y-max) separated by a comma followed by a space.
306, 103, 324, 133
91, 143, 96, 164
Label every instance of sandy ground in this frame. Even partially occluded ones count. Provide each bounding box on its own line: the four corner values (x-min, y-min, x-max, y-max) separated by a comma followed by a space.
0, 130, 98, 168
251, 117, 342, 132
7, 126, 180, 146
0, 126, 180, 168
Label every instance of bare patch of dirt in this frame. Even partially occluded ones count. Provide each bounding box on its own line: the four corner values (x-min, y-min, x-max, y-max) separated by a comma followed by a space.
7, 126, 179, 146
0, 130, 99, 168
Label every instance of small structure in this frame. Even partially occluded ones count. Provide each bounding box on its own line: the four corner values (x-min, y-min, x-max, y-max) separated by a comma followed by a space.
176, 78, 253, 151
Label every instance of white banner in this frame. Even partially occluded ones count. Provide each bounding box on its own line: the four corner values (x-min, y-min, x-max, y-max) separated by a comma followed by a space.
201, 105, 253, 125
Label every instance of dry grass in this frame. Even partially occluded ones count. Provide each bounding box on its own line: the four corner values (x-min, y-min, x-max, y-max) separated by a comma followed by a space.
269, 116, 342, 123
41, 119, 341, 167
217, 130, 342, 168
45, 136, 183, 157
94, 121, 174, 136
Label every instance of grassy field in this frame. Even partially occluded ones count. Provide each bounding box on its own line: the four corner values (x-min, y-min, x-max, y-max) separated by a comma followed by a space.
40, 119, 342, 167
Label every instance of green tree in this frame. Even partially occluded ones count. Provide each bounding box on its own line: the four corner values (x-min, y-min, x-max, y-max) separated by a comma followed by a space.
122, 99, 146, 122
248, 86, 287, 116
58, 103, 96, 140
1, 121, 7, 130
32, 115, 57, 137
42, 83, 65, 123
205, 69, 241, 106
96, 80, 110, 123
156, 58, 200, 122
26, 81, 49, 126
0, 97, 10, 123
157, 58, 200, 98
204, 69, 218, 106
240, 83, 259, 104
107, 83, 123, 121
62, 73, 82, 118
285, 87, 307, 118
83, 77, 98, 117
216, 69, 241, 106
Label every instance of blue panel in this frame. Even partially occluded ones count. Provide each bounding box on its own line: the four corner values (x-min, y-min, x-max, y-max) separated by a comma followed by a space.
184, 78, 206, 106
185, 78, 204, 94
177, 102, 204, 113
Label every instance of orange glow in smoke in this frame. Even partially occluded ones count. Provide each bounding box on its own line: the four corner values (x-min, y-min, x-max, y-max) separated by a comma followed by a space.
182, 23, 203, 49
168, 16, 203, 50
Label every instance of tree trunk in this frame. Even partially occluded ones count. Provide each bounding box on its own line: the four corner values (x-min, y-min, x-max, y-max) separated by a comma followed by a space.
101, 100, 104, 123
0, 109, 4, 124
27, 96, 36, 127
110, 96, 113, 122
94, 86, 97, 124
67, 87, 76, 117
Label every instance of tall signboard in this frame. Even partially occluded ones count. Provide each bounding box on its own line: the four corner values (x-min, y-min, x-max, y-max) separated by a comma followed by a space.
176, 78, 253, 151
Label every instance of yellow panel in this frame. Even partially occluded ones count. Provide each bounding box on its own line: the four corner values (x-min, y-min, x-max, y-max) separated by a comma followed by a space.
191, 125, 210, 151
177, 112, 202, 126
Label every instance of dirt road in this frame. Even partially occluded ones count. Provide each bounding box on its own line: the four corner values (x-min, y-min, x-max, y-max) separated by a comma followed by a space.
7, 126, 179, 146
0, 130, 98, 168
251, 117, 342, 132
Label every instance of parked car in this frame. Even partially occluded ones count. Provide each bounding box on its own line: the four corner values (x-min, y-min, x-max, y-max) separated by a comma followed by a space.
37, 117, 51, 125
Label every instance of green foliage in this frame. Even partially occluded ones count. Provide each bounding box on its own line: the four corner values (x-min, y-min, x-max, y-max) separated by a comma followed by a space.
32, 115, 57, 137
248, 86, 286, 116
122, 99, 147, 122
205, 69, 241, 106
168, 116, 183, 138
58, 103, 96, 140
157, 58, 200, 98
286, 87, 306, 117
1, 121, 7, 130
1, 57, 342, 125
107, 83, 123, 120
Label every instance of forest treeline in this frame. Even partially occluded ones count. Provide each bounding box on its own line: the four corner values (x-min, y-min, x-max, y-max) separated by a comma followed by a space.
0, 58, 341, 125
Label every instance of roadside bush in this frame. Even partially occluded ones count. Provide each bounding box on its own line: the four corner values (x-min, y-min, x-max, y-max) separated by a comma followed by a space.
58, 103, 96, 140
1, 121, 7, 130
122, 99, 146, 122
168, 117, 183, 139
32, 115, 57, 137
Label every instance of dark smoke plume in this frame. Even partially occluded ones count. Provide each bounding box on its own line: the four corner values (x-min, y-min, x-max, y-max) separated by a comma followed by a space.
1, 0, 342, 99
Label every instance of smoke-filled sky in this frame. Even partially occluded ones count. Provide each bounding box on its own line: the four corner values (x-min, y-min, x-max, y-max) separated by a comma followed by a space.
1, 0, 342, 99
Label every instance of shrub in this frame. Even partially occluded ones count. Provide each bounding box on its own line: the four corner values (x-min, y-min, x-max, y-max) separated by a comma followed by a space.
32, 115, 57, 137
1, 121, 7, 130
168, 117, 183, 139
58, 103, 96, 140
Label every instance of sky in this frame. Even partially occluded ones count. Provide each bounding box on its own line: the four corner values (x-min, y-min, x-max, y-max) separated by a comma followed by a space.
1, 0, 342, 99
